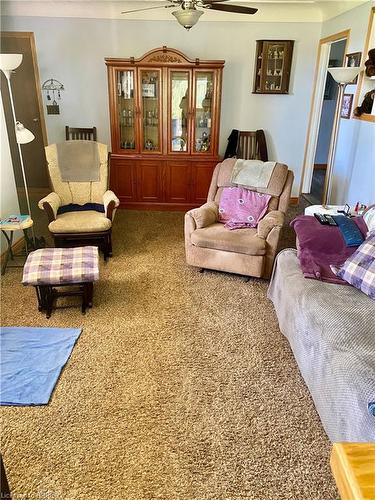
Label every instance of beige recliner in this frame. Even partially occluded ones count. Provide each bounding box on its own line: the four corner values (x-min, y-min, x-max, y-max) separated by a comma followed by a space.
185, 158, 294, 278
38, 142, 119, 260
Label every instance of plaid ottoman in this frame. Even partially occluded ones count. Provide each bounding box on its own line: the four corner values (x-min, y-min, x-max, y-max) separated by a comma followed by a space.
23, 246, 99, 318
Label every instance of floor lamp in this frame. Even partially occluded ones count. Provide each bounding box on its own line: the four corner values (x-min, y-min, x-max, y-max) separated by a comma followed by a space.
0, 53, 36, 246
324, 66, 360, 205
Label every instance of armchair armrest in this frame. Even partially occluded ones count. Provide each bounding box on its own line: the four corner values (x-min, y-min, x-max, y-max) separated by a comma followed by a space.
103, 190, 120, 221
38, 192, 62, 223
187, 201, 218, 229
257, 210, 284, 239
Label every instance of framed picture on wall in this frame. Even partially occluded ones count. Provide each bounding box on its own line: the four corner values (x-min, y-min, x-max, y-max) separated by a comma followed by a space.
345, 52, 362, 84
341, 94, 353, 119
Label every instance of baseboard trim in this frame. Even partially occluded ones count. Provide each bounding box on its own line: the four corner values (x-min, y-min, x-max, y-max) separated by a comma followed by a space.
313, 163, 327, 171
290, 197, 299, 205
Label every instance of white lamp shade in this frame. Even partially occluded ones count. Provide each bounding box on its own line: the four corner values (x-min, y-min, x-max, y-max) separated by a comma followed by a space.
0, 54, 23, 73
172, 9, 203, 29
328, 67, 360, 84
15, 121, 35, 144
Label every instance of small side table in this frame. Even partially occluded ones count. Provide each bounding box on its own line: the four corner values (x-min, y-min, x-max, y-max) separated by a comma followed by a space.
1, 218, 34, 275
304, 205, 346, 216
331, 443, 375, 499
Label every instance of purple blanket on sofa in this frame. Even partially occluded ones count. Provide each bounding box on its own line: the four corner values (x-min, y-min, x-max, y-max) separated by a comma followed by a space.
291, 215, 368, 284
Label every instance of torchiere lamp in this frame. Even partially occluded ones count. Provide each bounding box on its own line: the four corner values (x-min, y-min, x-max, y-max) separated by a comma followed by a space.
0, 53, 36, 245
324, 66, 360, 205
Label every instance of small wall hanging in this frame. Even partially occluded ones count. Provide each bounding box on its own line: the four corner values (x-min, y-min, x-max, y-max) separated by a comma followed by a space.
42, 78, 64, 115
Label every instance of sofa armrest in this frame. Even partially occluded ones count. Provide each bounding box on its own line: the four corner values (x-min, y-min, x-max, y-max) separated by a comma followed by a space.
103, 190, 120, 221
186, 201, 218, 229
257, 210, 284, 239
38, 192, 62, 223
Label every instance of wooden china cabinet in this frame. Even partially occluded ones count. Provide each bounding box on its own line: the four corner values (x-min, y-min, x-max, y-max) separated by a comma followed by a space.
105, 46, 225, 210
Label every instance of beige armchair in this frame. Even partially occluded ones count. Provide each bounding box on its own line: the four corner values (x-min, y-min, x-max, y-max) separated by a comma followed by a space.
39, 142, 119, 260
185, 158, 294, 278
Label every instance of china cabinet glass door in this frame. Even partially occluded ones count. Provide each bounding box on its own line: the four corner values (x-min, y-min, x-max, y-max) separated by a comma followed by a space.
117, 69, 136, 151
169, 71, 190, 153
140, 69, 162, 153
194, 71, 214, 154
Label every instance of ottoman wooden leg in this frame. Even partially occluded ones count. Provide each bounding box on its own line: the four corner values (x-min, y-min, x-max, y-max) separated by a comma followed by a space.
81, 284, 88, 314
87, 282, 94, 308
36, 285, 53, 318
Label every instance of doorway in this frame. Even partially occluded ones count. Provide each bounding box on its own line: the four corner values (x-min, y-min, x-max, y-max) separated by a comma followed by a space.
1, 32, 49, 241
300, 31, 349, 205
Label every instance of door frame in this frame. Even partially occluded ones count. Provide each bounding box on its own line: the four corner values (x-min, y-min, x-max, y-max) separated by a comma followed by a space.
1, 31, 48, 146
299, 30, 350, 202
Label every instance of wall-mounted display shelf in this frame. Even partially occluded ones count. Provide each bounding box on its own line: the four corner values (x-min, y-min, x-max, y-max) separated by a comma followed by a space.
253, 40, 294, 94
353, 6, 375, 123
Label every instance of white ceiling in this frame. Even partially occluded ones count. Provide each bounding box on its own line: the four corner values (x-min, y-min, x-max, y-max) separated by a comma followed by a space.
0, 0, 368, 23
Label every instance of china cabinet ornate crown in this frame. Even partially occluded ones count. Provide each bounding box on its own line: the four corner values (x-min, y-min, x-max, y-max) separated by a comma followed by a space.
105, 46, 225, 210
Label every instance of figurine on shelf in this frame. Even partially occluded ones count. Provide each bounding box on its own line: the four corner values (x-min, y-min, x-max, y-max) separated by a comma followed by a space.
145, 139, 154, 150
200, 131, 210, 152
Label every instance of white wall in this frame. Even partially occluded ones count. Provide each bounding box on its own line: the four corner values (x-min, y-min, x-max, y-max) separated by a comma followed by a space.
1, 15, 321, 197
0, 95, 21, 252
322, 1, 375, 206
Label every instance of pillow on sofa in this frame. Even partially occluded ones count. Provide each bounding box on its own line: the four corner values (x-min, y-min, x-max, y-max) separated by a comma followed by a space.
332, 232, 375, 299
218, 186, 271, 230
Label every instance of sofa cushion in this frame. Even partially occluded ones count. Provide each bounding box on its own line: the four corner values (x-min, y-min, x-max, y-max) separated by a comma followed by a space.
332, 232, 375, 299
268, 249, 375, 442
49, 210, 112, 234
191, 223, 266, 255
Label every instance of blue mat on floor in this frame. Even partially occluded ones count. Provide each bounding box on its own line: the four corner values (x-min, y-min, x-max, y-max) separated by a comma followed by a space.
0, 327, 82, 406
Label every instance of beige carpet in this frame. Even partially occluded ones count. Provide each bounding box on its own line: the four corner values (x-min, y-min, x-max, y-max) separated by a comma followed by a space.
0, 209, 338, 499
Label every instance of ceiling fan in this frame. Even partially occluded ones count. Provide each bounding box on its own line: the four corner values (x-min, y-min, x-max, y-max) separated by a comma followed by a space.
121, 0, 258, 31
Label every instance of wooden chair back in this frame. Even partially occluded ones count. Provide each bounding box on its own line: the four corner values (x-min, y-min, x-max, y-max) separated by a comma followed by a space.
65, 126, 97, 141
236, 130, 268, 162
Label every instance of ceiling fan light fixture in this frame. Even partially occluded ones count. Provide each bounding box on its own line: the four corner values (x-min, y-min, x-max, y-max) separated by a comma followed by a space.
172, 8, 203, 30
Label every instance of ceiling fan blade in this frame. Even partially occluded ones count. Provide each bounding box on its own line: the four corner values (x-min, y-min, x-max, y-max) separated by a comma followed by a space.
121, 4, 173, 14
205, 3, 257, 14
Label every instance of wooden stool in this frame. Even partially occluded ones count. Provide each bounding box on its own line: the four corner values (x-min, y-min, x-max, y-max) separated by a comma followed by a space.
22, 246, 99, 318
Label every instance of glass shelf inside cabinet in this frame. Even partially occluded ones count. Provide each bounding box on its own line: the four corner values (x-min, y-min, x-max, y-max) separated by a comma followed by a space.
264, 43, 285, 92
194, 72, 213, 153
117, 70, 136, 150
171, 71, 189, 152
141, 70, 160, 152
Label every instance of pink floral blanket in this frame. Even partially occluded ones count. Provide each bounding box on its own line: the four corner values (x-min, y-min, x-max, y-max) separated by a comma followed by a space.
218, 186, 271, 230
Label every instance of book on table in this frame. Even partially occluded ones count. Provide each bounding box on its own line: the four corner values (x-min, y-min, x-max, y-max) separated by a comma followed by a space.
0, 215, 31, 227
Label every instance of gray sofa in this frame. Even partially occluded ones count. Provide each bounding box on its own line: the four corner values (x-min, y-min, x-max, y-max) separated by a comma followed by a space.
268, 248, 375, 442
